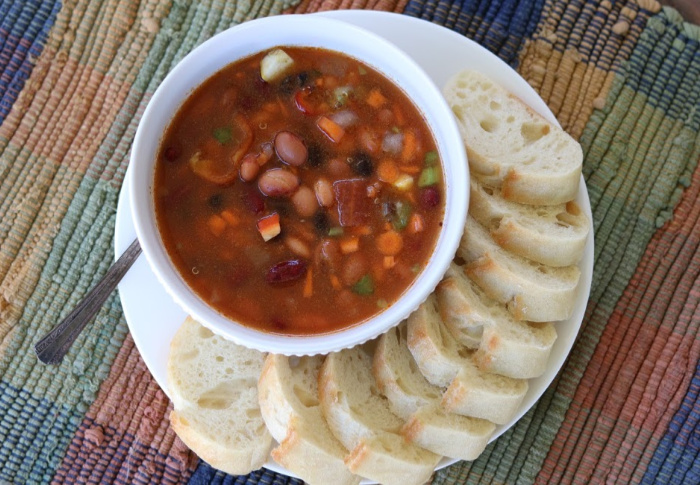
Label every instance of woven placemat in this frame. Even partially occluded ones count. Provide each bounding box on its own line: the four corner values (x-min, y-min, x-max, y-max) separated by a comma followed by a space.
0, 0, 699, 483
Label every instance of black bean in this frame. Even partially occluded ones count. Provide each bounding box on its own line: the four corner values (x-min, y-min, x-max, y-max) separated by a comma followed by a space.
208, 193, 223, 210
307, 143, 324, 168
312, 211, 330, 234
349, 151, 373, 177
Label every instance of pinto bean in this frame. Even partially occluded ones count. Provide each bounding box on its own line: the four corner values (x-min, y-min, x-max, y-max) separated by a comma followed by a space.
291, 185, 318, 217
341, 253, 368, 286
239, 154, 260, 182
275, 131, 308, 166
285, 236, 312, 258
314, 178, 334, 207
258, 168, 299, 197
315, 238, 341, 272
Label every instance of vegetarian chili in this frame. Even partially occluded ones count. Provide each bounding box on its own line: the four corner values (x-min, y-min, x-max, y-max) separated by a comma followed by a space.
154, 46, 445, 335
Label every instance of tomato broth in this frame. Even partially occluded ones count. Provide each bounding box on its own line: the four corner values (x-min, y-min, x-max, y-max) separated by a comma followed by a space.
155, 46, 445, 335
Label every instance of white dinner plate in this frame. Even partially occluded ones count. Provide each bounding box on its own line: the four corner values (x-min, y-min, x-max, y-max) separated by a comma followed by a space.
115, 10, 594, 479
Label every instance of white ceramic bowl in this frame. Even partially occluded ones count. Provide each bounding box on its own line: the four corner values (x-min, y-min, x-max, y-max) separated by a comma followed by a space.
130, 14, 468, 355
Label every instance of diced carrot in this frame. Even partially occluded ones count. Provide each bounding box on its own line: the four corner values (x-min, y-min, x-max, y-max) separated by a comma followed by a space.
400, 164, 421, 174
317, 116, 345, 143
376, 230, 403, 256
303, 269, 313, 298
220, 210, 239, 226
372, 262, 385, 282
340, 237, 360, 254
408, 213, 424, 234
207, 214, 227, 236
393, 105, 406, 125
377, 159, 399, 183
330, 274, 342, 290
366, 88, 388, 109
383, 256, 396, 269
315, 77, 324, 87
257, 212, 281, 241
402, 131, 418, 163
353, 225, 372, 236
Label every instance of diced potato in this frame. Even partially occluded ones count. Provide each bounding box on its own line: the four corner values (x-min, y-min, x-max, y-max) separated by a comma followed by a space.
260, 49, 294, 82
393, 173, 414, 191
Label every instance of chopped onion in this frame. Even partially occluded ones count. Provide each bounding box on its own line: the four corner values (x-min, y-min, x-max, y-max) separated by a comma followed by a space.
382, 132, 404, 154
330, 110, 359, 128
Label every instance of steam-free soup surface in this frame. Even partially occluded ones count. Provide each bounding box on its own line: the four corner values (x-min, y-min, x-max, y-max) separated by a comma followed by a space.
155, 46, 445, 335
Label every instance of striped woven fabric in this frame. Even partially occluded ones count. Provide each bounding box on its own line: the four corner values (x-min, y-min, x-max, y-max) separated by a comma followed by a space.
0, 0, 698, 483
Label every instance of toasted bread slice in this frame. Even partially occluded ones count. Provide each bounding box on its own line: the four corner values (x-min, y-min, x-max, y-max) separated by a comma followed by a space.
406, 299, 528, 425
437, 262, 557, 379
258, 354, 360, 485
443, 70, 582, 205
167, 317, 272, 475
374, 323, 495, 459
458, 216, 580, 322
469, 179, 589, 266
319, 346, 440, 485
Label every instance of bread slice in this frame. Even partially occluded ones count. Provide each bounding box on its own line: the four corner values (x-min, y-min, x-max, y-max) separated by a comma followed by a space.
442, 365, 528, 425
373, 323, 443, 419
469, 179, 589, 266
271, 416, 360, 485
345, 432, 440, 485
167, 317, 272, 475
319, 346, 440, 485
437, 262, 557, 379
402, 404, 495, 461
374, 323, 496, 460
406, 299, 528, 425
258, 354, 360, 485
458, 216, 580, 322
406, 294, 470, 388
443, 70, 582, 205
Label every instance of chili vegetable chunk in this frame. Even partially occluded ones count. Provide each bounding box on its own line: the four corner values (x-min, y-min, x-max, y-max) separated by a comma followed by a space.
155, 47, 445, 335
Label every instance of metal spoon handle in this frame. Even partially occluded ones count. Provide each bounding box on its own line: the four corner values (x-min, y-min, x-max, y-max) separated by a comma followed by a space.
35, 238, 142, 365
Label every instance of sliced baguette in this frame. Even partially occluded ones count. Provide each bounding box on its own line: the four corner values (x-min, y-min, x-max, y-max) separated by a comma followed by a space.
320, 346, 440, 485
345, 432, 440, 485
406, 294, 470, 387
167, 317, 272, 475
458, 216, 580, 322
406, 298, 528, 425
469, 179, 589, 266
437, 262, 557, 379
443, 70, 582, 205
402, 404, 495, 461
258, 354, 359, 485
374, 323, 496, 460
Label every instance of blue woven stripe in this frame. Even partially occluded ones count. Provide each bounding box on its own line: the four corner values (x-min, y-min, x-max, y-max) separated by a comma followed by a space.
189, 462, 305, 485
403, 0, 546, 67
642, 360, 700, 485
0, 0, 60, 123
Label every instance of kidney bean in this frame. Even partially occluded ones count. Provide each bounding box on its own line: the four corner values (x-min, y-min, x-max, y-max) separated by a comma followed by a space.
275, 131, 308, 166
164, 145, 181, 162
258, 168, 299, 197
420, 187, 441, 209
266, 259, 307, 283
291, 185, 318, 217
239, 154, 260, 182
241, 188, 265, 214
314, 178, 334, 207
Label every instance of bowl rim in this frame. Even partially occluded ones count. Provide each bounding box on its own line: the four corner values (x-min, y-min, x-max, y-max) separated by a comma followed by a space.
129, 14, 468, 355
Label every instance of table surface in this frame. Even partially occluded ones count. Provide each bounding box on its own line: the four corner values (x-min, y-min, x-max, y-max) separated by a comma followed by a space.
1, 1, 699, 484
